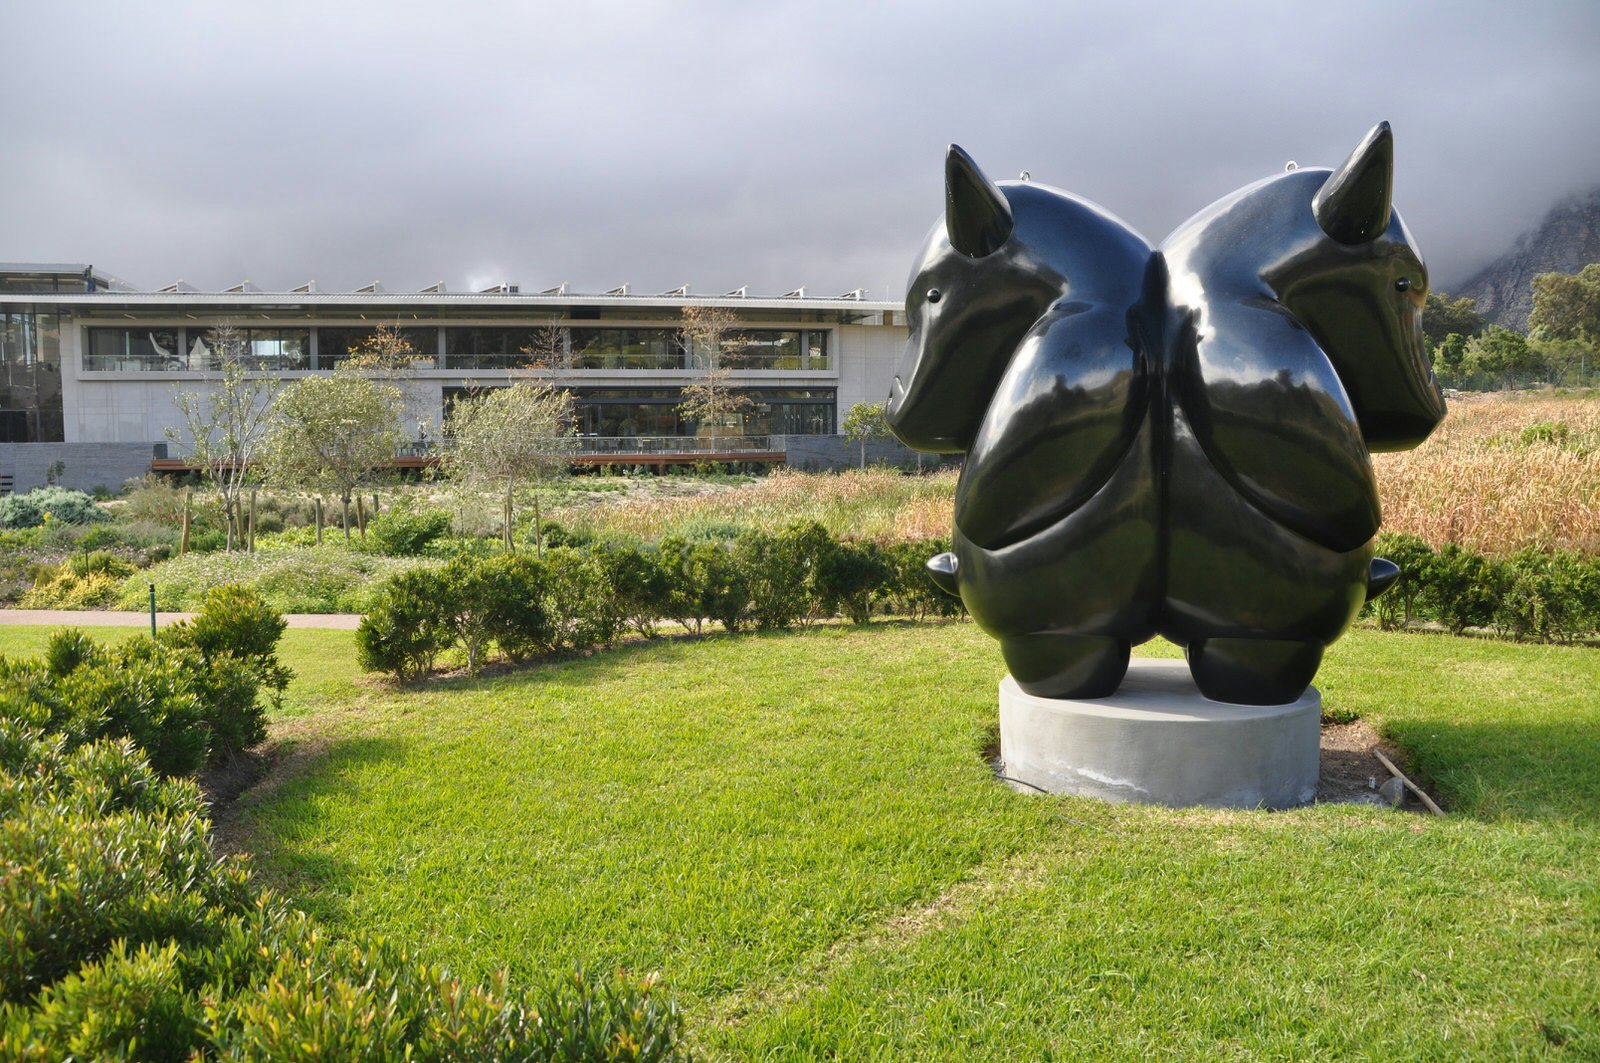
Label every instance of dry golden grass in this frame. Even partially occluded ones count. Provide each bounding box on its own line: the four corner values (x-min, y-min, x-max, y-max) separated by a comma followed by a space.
551, 467, 960, 542
549, 392, 1598, 556
1374, 392, 1600, 555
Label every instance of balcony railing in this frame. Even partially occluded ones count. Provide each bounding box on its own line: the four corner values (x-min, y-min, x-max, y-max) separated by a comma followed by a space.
395, 435, 781, 460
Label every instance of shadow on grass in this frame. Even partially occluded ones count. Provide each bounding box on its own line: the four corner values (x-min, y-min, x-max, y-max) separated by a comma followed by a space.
416, 618, 968, 697
1382, 714, 1600, 824
229, 732, 410, 925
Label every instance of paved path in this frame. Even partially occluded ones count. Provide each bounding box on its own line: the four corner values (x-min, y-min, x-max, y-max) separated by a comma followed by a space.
0, 609, 363, 630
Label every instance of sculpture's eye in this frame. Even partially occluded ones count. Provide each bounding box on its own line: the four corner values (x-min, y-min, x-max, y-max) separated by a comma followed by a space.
1394, 277, 1412, 292
926, 288, 942, 304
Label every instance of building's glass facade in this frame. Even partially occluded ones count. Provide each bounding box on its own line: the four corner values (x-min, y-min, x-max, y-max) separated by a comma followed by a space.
78, 324, 833, 375
0, 310, 63, 442
444, 384, 836, 439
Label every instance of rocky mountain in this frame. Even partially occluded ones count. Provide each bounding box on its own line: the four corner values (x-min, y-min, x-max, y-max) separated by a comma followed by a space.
1455, 186, 1600, 331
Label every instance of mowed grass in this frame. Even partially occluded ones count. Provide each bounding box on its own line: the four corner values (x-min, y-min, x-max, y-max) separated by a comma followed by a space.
6, 622, 1597, 1057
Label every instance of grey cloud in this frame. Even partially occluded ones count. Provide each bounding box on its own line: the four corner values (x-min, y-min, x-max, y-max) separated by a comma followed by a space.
3, 0, 1598, 299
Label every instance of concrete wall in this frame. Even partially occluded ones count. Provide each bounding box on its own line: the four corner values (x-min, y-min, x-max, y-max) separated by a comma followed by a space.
0, 442, 157, 494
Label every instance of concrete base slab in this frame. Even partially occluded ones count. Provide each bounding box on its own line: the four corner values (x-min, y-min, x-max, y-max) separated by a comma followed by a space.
999, 658, 1320, 810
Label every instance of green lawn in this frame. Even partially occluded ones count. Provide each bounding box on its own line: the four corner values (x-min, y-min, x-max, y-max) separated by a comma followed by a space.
4, 622, 1596, 1058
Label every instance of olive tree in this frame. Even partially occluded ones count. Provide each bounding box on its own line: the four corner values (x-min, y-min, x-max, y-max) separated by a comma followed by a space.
676, 304, 751, 453
841, 401, 892, 469
169, 323, 278, 551
260, 373, 406, 539
438, 379, 576, 553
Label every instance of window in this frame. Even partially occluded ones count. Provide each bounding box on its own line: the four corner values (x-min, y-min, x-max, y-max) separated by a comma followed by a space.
1, 311, 63, 441
569, 328, 684, 370
444, 326, 563, 370
316, 326, 436, 369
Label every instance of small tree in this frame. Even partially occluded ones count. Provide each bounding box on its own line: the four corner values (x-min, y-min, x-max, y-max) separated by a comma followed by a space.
169, 323, 278, 551
1529, 263, 1600, 343
677, 305, 751, 453
439, 380, 576, 553
343, 323, 433, 443
1463, 325, 1545, 390
842, 401, 892, 468
1421, 291, 1486, 350
260, 374, 406, 538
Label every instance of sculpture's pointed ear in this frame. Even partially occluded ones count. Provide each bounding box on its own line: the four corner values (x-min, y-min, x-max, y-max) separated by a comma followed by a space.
1313, 121, 1394, 245
945, 144, 1014, 257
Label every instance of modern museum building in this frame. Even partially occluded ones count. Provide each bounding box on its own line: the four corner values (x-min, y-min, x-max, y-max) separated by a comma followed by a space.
0, 263, 910, 492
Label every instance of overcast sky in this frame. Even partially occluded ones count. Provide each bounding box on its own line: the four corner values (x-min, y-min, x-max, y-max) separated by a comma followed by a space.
3, 1, 1597, 300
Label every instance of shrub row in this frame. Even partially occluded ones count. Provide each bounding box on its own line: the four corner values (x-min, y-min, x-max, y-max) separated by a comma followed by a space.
1, 590, 690, 1059
358, 522, 964, 679
1366, 532, 1600, 642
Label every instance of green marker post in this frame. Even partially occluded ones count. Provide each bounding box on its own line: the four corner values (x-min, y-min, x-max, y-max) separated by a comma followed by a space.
149, 583, 157, 637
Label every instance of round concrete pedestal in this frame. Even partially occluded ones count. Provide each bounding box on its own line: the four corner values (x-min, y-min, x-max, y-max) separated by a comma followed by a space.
998, 658, 1319, 810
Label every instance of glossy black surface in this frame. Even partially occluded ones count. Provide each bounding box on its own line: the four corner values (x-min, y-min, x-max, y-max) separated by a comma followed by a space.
886, 124, 1445, 704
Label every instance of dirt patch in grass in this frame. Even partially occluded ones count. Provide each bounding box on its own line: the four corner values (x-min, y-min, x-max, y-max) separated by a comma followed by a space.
1317, 718, 1444, 812
203, 726, 337, 857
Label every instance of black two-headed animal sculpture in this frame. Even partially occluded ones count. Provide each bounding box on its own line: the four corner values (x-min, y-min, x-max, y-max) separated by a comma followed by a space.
886, 122, 1445, 705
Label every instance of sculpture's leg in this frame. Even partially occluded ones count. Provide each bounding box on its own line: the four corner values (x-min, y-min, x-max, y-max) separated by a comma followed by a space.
1186, 638, 1323, 705
1001, 634, 1130, 699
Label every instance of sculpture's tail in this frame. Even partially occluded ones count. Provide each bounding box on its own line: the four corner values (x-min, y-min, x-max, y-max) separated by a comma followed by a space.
1366, 557, 1400, 602
926, 552, 960, 598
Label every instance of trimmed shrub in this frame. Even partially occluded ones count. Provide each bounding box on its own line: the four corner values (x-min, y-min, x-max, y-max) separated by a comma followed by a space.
542, 547, 621, 652
477, 552, 554, 663
441, 557, 502, 672
1368, 532, 1436, 630
877, 538, 964, 620
597, 543, 670, 638
816, 538, 891, 624
1422, 544, 1501, 636
734, 522, 832, 631
157, 585, 290, 760
356, 568, 456, 681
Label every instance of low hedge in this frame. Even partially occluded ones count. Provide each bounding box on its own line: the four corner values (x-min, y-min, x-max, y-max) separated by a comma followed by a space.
1366, 532, 1600, 642
358, 521, 964, 679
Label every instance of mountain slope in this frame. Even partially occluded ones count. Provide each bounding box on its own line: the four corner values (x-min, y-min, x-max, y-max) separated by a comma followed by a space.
1455, 187, 1600, 330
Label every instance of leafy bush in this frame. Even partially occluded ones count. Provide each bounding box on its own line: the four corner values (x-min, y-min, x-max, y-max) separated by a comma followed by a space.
875, 539, 964, 620
357, 568, 456, 681
655, 537, 748, 634
6, 588, 287, 770
0, 487, 108, 530
733, 522, 831, 631
477, 552, 554, 664
1421, 544, 1501, 636
542, 547, 621, 652
816, 538, 891, 625
369, 507, 453, 557
597, 543, 670, 638
159, 585, 290, 759
1367, 532, 1436, 630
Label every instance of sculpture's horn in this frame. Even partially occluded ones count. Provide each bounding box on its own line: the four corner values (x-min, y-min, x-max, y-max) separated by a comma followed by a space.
945, 144, 1014, 258
1312, 121, 1394, 245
